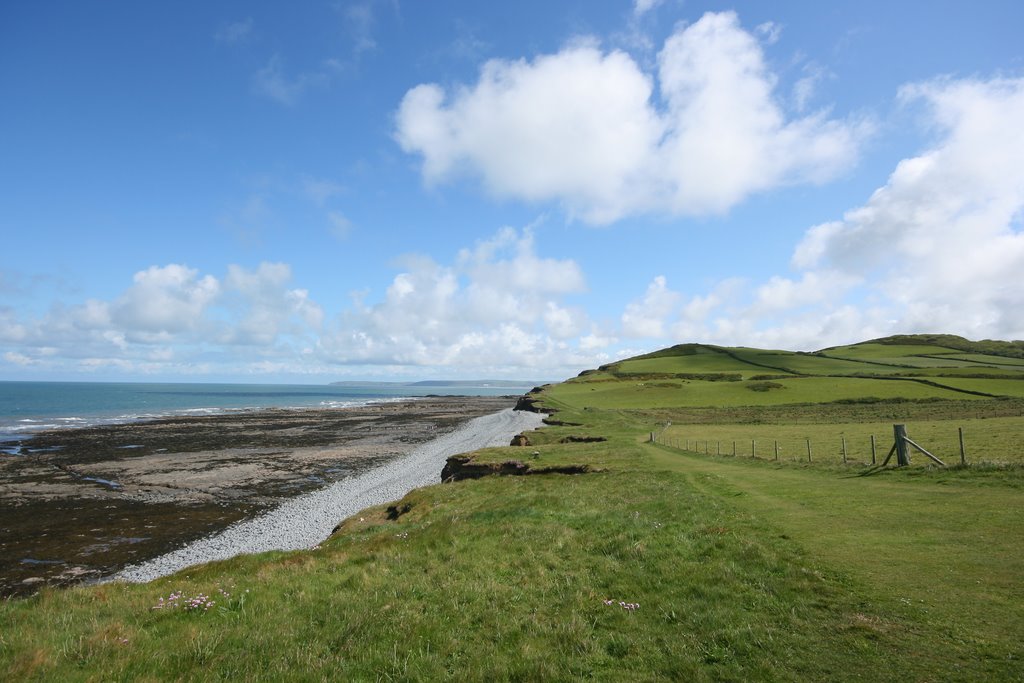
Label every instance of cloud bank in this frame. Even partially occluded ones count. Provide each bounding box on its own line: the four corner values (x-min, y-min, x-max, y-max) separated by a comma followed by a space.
0, 229, 614, 379
0, 263, 324, 376
317, 227, 597, 372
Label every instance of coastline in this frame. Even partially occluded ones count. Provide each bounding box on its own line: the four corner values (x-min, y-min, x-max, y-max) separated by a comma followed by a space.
115, 407, 545, 583
0, 395, 527, 597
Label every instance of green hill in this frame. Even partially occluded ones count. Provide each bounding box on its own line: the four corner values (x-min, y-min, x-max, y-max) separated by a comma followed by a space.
3, 335, 1022, 680
560, 336, 1024, 412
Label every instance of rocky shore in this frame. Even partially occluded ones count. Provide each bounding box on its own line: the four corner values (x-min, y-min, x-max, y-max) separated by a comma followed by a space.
0, 396, 519, 598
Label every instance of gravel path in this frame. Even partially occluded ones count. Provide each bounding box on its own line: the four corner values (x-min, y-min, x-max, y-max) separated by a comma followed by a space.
113, 408, 544, 583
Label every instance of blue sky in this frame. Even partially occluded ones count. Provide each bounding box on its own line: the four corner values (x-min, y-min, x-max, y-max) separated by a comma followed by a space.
2, 1, 1023, 383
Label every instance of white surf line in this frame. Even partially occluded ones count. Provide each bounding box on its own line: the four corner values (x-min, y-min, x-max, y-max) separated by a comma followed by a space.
113, 408, 545, 583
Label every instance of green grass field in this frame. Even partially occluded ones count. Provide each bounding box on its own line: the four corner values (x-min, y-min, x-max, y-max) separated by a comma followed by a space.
551, 375, 991, 410
943, 353, 1024, 367
929, 377, 1024, 397
2, 335, 1022, 680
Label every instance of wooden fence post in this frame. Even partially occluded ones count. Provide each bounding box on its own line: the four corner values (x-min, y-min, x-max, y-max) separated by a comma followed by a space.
751, 439, 756, 458
732, 441, 736, 457
959, 427, 966, 465
806, 438, 812, 462
894, 424, 911, 467
717, 441, 721, 456
870, 434, 876, 465
774, 440, 779, 461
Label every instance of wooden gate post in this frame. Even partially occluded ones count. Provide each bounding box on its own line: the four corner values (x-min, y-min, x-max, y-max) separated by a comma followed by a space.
894, 424, 911, 467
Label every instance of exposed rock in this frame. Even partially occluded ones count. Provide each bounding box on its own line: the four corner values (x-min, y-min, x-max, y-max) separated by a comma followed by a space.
510, 433, 532, 447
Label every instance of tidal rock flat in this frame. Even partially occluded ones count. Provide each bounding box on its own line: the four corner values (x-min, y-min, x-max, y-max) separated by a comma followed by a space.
0, 396, 520, 597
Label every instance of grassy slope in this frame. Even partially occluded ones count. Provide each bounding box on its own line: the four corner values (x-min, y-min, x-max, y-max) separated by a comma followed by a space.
2, 335, 1023, 681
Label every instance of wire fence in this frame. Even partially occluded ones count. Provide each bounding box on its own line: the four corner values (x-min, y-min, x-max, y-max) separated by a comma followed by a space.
651, 424, 976, 467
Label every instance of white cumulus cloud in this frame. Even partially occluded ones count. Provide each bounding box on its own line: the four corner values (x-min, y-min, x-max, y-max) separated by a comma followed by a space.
396, 11, 867, 224
112, 265, 219, 336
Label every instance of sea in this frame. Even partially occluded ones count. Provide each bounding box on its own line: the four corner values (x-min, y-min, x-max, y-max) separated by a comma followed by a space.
0, 380, 534, 449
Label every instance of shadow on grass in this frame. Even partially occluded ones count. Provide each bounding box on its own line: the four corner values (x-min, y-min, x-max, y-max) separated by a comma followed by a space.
854, 465, 896, 478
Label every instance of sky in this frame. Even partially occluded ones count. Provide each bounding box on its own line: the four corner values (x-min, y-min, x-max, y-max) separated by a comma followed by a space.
1, 1, 1023, 384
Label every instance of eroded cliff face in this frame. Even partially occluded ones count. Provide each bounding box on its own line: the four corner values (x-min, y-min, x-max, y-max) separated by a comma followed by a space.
513, 386, 556, 414
441, 454, 591, 482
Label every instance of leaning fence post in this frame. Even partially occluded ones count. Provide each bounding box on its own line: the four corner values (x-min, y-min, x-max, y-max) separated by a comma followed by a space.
904, 433, 946, 466
871, 434, 876, 465
958, 427, 966, 465
806, 438, 812, 462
